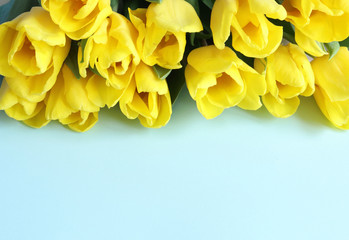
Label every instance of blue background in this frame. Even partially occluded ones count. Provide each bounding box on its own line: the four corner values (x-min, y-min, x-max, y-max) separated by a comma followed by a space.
1, 88, 349, 240
1, 1, 349, 239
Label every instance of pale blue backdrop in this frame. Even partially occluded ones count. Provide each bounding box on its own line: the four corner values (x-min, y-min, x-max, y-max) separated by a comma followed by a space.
1, 1, 349, 240
1, 88, 349, 240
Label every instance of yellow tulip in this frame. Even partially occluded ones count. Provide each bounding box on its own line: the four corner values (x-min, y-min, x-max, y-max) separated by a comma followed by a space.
255, 43, 315, 118
0, 7, 70, 103
185, 45, 266, 119
78, 12, 140, 108
45, 65, 100, 132
294, 28, 327, 57
0, 80, 49, 128
41, 0, 112, 40
119, 62, 172, 128
312, 47, 349, 129
129, 0, 202, 69
283, 0, 349, 43
211, 0, 286, 58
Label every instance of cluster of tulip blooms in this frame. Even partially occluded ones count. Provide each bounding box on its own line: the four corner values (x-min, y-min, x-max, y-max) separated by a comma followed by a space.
1, 0, 349, 132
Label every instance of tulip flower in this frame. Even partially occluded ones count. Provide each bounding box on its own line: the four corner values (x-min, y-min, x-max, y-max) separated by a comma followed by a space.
0, 7, 70, 103
41, 0, 112, 40
255, 43, 315, 118
185, 45, 266, 119
211, 0, 286, 58
283, 0, 349, 43
0, 80, 49, 128
45, 65, 100, 132
312, 47, 349, 129
129, 0, 202, 69
78, 12, 140, 108
119, 62, 172, 128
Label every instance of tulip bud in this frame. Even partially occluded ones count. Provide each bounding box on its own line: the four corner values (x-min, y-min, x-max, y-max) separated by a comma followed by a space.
0, 7, 70, 103
129, 0, 203, 69
41, 0, 112, 40
211, 0, 286, 58
185, 45, 266, 119
119, 62, 172, 128
283, 0, 349, 43
45, 65, 100, 132
0, 80, 49, 128
255, 43, 315, 118
78, 12, 140, 108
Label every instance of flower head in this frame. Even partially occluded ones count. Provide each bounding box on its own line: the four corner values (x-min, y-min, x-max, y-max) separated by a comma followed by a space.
119, 62, 172, 128
283, 0, 349, 43
129, 0, 202, 69
41, 0, 112, 40
0, 80, 49, 128
255, 43, 315, 118
78, 12, 140, 108
211, 0, 286, 58
185, 45, 266, 119
45, 65, 100, 132
0, 7, 70, 103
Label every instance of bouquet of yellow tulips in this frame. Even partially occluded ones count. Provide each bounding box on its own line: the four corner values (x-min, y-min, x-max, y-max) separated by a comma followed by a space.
1, 0, 349, 132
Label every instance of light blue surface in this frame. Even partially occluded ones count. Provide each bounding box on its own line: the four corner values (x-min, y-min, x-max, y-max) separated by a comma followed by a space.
1, 88, 349, 240
1, 2, 349, 239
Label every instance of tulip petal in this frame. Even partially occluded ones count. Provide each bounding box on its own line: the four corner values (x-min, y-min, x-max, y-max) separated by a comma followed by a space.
187, 45, 236, 73
62, 66, 99, 113
311, 47, 349, 102
211, 0, 238, 49
23, 105, 50, 128
86, 74, 123, 108
185, 65, 217, 100
197, 96, 224, 119
249, 0, 286, 20
147, 0, 202, 33
295, 28, 327, 57
65, 112, 99, 132
238, 71, 266, 110
135, 62, 168, 95
314, 86, 349, 129
45, 71, 73, 120
263, 94, 300, 118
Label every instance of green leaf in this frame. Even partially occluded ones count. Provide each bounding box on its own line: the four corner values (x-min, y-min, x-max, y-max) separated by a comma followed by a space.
122, 0, 149, 18
110, 0, 120, 12
200, 0, 215, 9
6, 0, 40, 21
153, 65, 172, 80
190, 33, 196, 46
65, 41, 81, 80
167, 68, 185, 104
324, 41, 340, 60
198, 0, 212, 34
340, 37, 349, 49
283, 32, 296, 44
0, 1, 12, 24
79, 39, 88, 63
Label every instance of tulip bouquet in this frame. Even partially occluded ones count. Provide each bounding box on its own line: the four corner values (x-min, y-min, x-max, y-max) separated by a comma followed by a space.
1, 0, 349, 132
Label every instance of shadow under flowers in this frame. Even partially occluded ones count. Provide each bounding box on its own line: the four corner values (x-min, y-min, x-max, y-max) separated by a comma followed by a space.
296, 96, 338, 130
232, 96, 338, 133
97, 105, 145, 132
